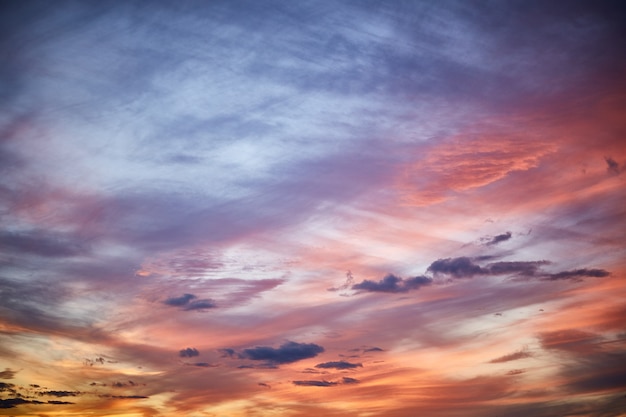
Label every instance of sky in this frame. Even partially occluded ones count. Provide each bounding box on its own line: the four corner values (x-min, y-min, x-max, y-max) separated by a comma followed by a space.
0, 0, 625, 416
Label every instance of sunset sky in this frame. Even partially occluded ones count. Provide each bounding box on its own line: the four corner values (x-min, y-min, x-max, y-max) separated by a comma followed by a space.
1, 1, 625, 416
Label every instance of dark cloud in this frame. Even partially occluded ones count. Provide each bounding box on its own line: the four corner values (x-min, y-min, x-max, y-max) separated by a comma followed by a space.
486, 261, 549, 277
427, 257, 486, 278
489, 349, 533, 363
315, 361, 362, 370
164, 293, 196, 307
0, 368, 16, 379
163, 294, 216, 310
239, 341, 324, 365
342, 377, 360, 384
364, 347, 384, 353
190, 362, 216, 368
352, 274, 432, 293
179, 347, 199, 358
100, 395, 149, 399
0, 382, 15, 392
293, 380, 337, 387
484, 231, 512, 246
545, 268, 610, 281
605, 156, 621, 175
561, 352, 626, 395
41, 390, 79, 397
184, 299, 216, 310
426, 257, 609, 282
0, 398, 34, 408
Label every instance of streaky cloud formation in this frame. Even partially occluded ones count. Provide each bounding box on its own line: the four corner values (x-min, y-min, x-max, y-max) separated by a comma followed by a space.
0, 0, 624, 415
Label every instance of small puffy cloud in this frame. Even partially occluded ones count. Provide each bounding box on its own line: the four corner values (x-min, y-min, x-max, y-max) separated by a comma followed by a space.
352, 274, 432, 293
315, 361, 362, 370
164, 294, 196, 307
179, 347, 199, 358
164, 294, 216, 310
240, 341, 324, 365
427, 257, 485, 278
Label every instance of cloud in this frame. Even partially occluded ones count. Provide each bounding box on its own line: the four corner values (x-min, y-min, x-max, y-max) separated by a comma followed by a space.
427, 257, 486, 278
164, 294, 196, 307
0, 369, 16, 379
342, 377, 360, 384
179, 348, 199, 358
352, 274, 432, 293
163, 294, 216, 310
218, 348, 236, 358
315, 361, 362, 370
363, 347, 384, 353
293, 380, 337, 387
539, 329, 604, 353
426, 258, 609, 282
238, 341, 324, 365
605, 156, 621, 175
189, 362, 216, 368
486, 261, 549, 277
484, 231, 512, 246
184, 299, 216, 310
489, 348, 533, 363
0, 230, 88, 258
41, 390, 79, 397
544, 268, 610, 281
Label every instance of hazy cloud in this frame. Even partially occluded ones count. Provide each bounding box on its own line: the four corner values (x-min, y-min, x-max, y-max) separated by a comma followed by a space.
0, 369, 16, 379
539, 329, 604, 353
489, 349, 533, 363
605, 156, 621, 175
